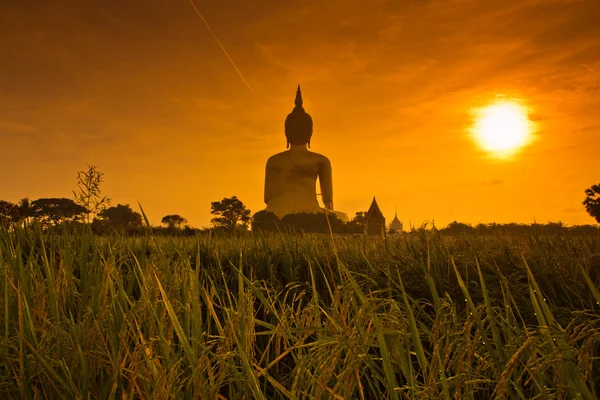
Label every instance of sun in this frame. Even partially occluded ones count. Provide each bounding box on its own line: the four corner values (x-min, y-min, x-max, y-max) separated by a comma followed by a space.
471, 100, 533, 158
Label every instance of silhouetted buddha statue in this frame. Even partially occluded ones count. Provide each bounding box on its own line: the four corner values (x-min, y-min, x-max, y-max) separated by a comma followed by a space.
264, 86, 348, 222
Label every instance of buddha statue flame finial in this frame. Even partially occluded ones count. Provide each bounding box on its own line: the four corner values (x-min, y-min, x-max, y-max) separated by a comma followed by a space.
294, 85, 303, 108
285, 84, 313, 148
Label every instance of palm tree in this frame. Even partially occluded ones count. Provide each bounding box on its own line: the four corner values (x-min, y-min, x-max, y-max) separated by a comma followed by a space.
583, 184, 600, 223
18, 198, 31, 225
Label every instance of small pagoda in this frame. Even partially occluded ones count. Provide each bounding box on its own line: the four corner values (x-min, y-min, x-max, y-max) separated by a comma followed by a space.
365, 197, 386, 237
389, 207, 403, 232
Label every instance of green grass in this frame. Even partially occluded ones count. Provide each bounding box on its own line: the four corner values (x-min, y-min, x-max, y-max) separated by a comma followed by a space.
0, 224, 599, 399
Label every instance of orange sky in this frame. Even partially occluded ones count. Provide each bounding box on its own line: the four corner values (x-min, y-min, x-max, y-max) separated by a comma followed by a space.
1, 0, 599, 228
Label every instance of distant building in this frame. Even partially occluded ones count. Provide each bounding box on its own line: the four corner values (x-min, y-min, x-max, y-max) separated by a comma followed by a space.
365, 197, 386, 237
389, 212, 403, 232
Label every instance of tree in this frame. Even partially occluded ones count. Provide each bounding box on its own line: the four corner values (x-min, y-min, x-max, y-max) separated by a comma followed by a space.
98, 204, 142, 231
441, 221, 475, 235
583, 184, 600, 223
342, 211, 368, 234
30, 198, 88, 225
161, 214, 187, 229
251, 210, 280, 232
352, 211, 367, 225
73, 164, 111, 224
18, 198, 32, 224
210, 196, 251, 231
0, 200, 20, 227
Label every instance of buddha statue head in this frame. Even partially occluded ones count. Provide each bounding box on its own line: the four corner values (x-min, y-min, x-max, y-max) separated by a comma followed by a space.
284, 85, 313, 148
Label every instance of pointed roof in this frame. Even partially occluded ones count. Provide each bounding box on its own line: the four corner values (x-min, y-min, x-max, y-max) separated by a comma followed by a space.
365, 197, 385, 222
391, 204, 400, 223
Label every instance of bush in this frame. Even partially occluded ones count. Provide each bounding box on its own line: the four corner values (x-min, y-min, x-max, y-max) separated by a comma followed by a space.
280, 212, 345, 233
251, 210, 280, 232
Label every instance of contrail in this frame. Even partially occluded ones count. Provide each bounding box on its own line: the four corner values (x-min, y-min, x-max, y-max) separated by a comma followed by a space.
187, 0, 255, 96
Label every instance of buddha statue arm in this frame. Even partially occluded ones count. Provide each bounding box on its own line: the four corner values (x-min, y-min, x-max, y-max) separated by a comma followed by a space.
319, 158, 334, 210
264, 160, 274, 204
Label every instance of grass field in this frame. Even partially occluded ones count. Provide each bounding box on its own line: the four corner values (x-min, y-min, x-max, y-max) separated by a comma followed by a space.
1, 224, 599, 399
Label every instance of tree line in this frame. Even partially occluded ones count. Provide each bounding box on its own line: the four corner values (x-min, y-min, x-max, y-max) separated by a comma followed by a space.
0, 197, 142, 232
437, 221, 600, 236
1, 165, 599, 235
207, 197, 368, 234
0, 165, 190, 234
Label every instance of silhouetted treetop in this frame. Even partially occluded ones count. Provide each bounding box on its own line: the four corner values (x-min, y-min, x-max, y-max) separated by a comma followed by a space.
18, 198, 32, 222
211, 196, 251, 232
251, 210, 279, 232
98, 204, 142, 231
161, 214, 187, 229
0, 200, 20, 227
352, 211, 368, 226
30, 198, 88, 225
583, 184, 600, 223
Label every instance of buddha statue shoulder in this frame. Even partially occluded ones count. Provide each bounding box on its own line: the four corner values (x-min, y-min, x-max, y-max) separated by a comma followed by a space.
263, 86, 348, 222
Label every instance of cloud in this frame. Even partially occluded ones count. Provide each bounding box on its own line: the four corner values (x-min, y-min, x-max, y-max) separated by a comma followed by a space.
0, 120, 39, 135
483, 179, 504, 186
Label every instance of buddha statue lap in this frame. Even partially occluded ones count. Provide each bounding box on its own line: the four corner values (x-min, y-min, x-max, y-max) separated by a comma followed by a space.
263, 86, 348, 222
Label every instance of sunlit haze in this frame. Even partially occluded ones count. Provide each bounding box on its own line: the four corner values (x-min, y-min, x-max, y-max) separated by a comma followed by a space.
1, 0, 599, 228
